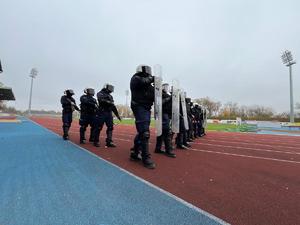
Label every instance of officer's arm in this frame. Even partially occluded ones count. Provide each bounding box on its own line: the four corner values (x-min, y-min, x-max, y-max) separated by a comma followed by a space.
112, 105, 121, 121
132, 75, 154, 88
61, 96, 70, 106
98, 98, 114, 105
72, 99, 80, 111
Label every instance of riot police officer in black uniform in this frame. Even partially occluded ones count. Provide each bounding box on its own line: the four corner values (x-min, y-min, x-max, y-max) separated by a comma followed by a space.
192, 103, 201, 138
176, 95, 191, 149
130, 65, 156, 169
60, 89, 80, 140
79, 88, 98, 144
93, 84, 121, 148
186, 98, 194, 142
154, 83, 176, 158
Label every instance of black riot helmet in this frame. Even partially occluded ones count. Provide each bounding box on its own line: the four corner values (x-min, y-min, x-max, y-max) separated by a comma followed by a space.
103, 83, 114, 93
84, 88, 95, 96
64, 89, 74, 96
186, 97, 191, 103
0, 60, 3, 73
136, 64, 152, 76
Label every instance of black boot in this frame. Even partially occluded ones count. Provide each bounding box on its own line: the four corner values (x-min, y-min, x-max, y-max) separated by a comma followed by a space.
93, 142, 100, 147
154, 135, 164, 154
106, 130, 116, 147
164, 132, 176, 158
141, 136, 155, 169
130, 147, 141, 161
80, 126, 86, 144
143, 157, 156, 169
106, 142, 116, 148
63, 126, 69, 140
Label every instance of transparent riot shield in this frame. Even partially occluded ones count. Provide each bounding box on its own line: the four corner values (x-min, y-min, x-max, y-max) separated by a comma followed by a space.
180, 91, 189, 130
171, 80, 180, 133
153, 64, 162, 136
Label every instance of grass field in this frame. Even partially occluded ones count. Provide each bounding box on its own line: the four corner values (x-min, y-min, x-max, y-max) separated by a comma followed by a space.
114, 119, 256, 132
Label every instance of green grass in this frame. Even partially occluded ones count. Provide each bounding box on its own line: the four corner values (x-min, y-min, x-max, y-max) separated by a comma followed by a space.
115, 119, 256, 132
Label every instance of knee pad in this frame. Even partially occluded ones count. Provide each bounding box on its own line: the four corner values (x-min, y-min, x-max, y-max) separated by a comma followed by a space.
141, 131, 150, 140
63, 122, 70, 128
107, 126, 113, 131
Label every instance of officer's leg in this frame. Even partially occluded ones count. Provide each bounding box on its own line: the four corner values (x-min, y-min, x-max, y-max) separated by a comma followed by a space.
162, 115, 176, 157
92, 115, 101, 147
187, 118, 194, 142
62, 113, 70, 140
79, 115, 88, 144
134, 106, 155, 169
176, 118, 187, 149
183, 129, 191, 147
154, 135, 163, 153
130, 107, 142, 160
105, 113, 116, 147
193, 121, 198, 138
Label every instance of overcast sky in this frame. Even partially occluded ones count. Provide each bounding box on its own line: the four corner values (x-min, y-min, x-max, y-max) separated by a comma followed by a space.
1, 0, 299, 112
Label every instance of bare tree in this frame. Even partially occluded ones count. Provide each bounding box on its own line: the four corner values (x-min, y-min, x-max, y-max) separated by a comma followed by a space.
193, 97, 221, 117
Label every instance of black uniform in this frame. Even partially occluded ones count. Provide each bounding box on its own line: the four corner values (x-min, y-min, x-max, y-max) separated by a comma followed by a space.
130, 67, 155, 169
192, 104, 201, 137
79, 94, 98, 143
60, 94, 79, 140
186, 98, 194, 141
154, 90, 176, 157
176, 96, 190, 149
93, 88, 121, 147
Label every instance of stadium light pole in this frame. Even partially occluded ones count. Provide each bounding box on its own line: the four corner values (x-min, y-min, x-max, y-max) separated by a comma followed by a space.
281, 50, 296, 123
28, 68, 38, 116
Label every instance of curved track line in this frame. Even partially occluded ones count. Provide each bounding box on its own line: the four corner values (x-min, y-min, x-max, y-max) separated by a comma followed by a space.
46, 125, 300, 164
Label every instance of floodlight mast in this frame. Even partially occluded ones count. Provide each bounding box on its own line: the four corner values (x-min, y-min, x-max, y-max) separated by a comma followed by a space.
28, 68, 38, 116
281, 50, 296, 123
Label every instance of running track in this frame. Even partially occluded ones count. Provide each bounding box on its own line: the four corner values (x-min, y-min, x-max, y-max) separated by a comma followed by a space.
0, 118, 226, 225
33, 117, 300, 225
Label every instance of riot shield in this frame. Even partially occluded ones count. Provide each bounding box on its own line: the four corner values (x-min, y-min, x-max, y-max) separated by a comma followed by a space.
153, 64, 162, 136
171, 80, 180, 133
180, 91, 189, 130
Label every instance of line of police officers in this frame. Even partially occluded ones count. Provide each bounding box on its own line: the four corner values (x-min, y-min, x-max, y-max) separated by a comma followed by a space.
61, 64, 206, 169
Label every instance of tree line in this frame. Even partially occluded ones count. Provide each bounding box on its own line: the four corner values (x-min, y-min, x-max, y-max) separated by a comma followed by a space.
1, 97, 299, 122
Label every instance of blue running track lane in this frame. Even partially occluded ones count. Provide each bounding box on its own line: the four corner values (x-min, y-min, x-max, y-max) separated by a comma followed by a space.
0, 118, 229, 225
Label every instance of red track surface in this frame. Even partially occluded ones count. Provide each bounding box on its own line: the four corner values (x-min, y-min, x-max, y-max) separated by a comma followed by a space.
32, 117, 300, 225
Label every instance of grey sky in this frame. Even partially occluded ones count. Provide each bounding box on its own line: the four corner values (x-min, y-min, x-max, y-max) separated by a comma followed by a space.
1, 0, 299, 112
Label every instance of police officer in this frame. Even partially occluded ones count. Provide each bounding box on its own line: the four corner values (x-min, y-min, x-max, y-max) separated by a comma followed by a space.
176, 94, 191, 149
130, 65, 155, 169
186, 97, 194, 142
79, 88, 98, 144
93, 84, 121, 148
192, 103, 200, 138
60, 89, 80, 140
154, 83, 176, 158
201, 107, 207, 136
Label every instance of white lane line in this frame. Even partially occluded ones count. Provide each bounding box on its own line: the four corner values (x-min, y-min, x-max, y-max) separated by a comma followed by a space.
205, 136, 300, 147
189, 148, 300, 165
29, 118, 230, 225
46, 125, 300, 165
192, 142, 300, 155
112, 131, 300, 151
38, 121, 300, 147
